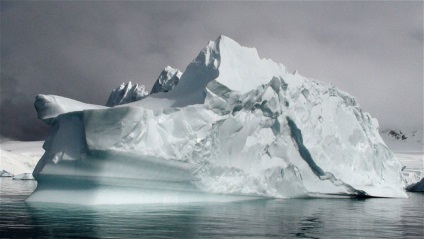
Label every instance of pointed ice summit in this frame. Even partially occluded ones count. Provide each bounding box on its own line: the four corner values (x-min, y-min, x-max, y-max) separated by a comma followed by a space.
106, 81, 149, 107
28, 36, 407, 205
106, 66, 183, 107
150, 66, 182, 94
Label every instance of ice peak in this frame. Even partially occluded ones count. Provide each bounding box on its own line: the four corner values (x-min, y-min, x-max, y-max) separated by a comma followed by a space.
106, 81, 148, 107
210, 35, 287, 93
151, 66, 183, 94
215, 34, 240, 45
131, 35, 288, 109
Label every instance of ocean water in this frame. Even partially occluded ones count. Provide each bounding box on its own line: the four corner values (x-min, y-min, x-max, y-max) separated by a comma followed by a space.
1, 178, 423, 238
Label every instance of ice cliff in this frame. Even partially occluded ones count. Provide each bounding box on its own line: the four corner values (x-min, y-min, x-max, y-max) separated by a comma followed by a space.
27, 36, 407, 204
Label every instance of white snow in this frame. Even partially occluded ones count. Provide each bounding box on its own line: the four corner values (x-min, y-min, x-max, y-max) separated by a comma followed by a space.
26, 35, 410, 204
34, 94, 106, 124
378, 128, 423, 188
0, 141, 43, 177
396, 152, 423, 187
2, 140, 45, 158
406, 178, 424, 192
106, 81, 149, 107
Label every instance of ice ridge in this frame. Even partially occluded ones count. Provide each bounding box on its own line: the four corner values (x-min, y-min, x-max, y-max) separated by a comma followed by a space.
106, 81, 148, 107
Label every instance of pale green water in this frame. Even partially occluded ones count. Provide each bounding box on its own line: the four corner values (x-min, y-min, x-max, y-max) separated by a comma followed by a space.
1, 178, 423, 238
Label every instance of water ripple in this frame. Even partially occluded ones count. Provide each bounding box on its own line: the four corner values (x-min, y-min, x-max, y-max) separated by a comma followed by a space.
1, 178, 423, 238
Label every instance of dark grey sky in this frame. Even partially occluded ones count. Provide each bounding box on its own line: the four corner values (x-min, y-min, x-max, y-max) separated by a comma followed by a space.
1, 1, 423, 140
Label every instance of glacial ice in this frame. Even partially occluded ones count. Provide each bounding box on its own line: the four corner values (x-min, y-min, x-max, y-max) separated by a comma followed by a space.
13, 173, 34, 180
150, 66, 182, 94
0, 148, 39, 176
406, 178, 424, 192
27, 35, 407, 204
0, 170, 12, 177
34, 94, 106, 124
106, 81, 149, 107
105, 66, 182, 107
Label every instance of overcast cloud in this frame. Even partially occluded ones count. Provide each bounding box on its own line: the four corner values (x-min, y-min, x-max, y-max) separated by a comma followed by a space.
1, 1, 422, 140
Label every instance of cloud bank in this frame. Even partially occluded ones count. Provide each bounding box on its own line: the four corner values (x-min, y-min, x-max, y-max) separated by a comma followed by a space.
1, 1, 422, 140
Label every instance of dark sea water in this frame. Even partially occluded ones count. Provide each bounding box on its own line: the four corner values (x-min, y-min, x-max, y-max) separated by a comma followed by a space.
1, 178, 423, 239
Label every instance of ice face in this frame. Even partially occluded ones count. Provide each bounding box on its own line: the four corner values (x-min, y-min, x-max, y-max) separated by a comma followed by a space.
27, 35, 407, 204
406, 178, 424, 192
105, 81, 149, 107
150, 66, 182, 94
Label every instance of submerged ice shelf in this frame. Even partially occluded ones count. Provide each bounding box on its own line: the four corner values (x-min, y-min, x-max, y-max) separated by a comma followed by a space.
27, 36, 407, 205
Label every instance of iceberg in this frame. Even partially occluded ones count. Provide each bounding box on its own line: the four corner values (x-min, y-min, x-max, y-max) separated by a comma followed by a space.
27, 36, 407, 205
0, 170, 13, 177
406, 178, 424, 192
1, 147, 40, 176
13, 173, 34, 180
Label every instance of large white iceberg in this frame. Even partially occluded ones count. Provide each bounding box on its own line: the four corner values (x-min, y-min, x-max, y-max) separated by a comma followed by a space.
27, 36, 407, 204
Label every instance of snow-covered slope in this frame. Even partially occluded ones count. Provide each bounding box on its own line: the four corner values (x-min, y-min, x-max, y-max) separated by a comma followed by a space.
106, 81, 148, 107
1, 141, 45, 158
0, 141, 44, 177
27, 36, 407, 204
380, 128, 423, 153
150, 66, 182, 94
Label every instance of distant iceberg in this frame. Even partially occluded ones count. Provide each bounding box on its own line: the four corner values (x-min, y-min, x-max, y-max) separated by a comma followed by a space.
13, 173, 34, 180
27, 36, 407, 205
406, 178, 424, 192
0, 170, 13, 177
1, 147, 40, 177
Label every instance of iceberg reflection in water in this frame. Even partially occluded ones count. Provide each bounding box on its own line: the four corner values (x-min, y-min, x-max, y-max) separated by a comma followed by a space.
1, 179, 423, 238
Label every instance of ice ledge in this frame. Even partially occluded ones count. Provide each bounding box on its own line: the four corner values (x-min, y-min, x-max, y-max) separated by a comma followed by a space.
34, 94, 106, 124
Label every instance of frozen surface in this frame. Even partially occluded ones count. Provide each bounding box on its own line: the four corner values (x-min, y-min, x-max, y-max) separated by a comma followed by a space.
106, 81, 148, 107
0, 141, 43, 176
396, 153, 424, 187
34, 94, 106, 124
27, 35, 408, 204
1, 141, 44, 158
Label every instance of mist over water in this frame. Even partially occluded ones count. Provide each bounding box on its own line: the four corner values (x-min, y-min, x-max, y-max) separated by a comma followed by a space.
1, 178, 423, 238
